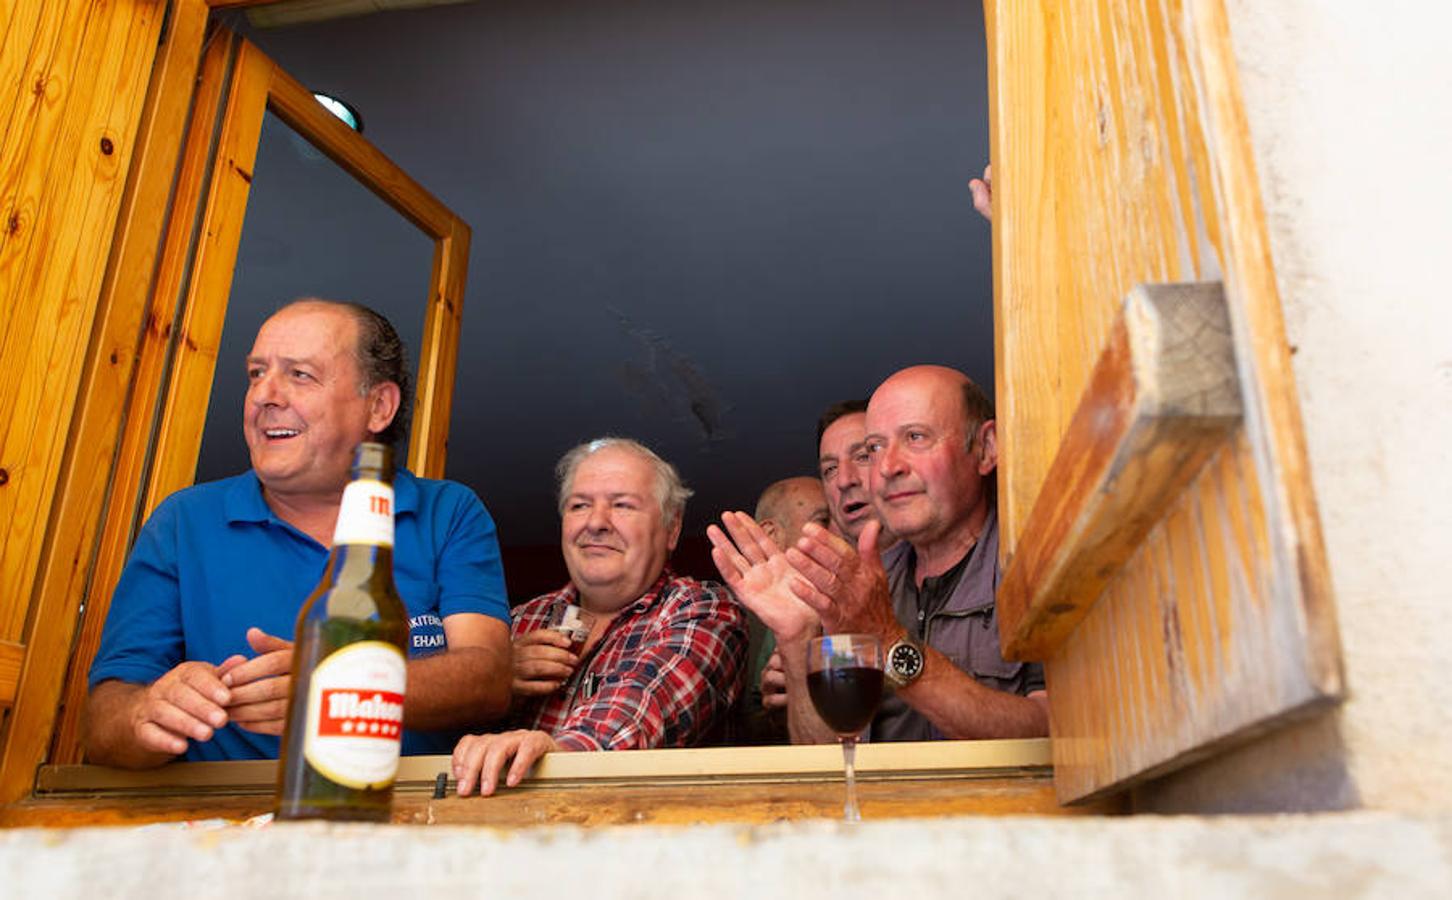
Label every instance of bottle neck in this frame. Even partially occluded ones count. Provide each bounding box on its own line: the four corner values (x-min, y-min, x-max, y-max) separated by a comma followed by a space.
325, 543, 394, 588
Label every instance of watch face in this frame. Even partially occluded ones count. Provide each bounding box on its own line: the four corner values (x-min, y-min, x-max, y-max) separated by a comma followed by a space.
890, 642, 923, 680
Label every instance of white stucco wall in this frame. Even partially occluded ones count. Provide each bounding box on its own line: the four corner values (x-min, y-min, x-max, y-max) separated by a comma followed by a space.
3, 815, 1450, 899
1137, 0, 1452, 812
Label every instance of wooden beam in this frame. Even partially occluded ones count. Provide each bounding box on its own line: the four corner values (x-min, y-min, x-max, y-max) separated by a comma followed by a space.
988, 0, 1341, 803
997, 283, 1241, 660
44, 10, 225, 769
0, 0, 194, 803
13, 740, 1127, 828
36, 739, 1055, 793
141, 40, 271, 510
0, 641, 24, 707
264, 60, 456, 240
410, 219, 470, 477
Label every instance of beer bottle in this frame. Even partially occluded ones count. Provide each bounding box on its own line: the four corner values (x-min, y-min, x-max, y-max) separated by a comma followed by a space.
276, 442, 408, 822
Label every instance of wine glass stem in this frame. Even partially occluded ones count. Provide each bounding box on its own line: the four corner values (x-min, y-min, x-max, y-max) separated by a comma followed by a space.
841, 737, 861, 823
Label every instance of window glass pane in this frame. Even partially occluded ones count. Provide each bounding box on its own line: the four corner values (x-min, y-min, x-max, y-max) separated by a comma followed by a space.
196, 109, 434, 484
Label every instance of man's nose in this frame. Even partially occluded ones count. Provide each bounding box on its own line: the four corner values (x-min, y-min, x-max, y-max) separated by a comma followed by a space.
248, 371, 283, 407
876, 441, 906, 480
585, 503, 612, 532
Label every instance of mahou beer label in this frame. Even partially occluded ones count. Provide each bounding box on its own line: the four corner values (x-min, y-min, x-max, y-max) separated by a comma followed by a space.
303, 641, 406, 789
333, 479, 395, 547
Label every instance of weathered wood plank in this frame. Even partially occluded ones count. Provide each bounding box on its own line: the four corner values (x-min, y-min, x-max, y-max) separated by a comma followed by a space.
998, 282, 1240, 659
0, 640, 24, 707
988, 0, 1340, 802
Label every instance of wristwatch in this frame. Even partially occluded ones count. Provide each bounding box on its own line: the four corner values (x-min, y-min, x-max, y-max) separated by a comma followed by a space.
884, 637, 926, 689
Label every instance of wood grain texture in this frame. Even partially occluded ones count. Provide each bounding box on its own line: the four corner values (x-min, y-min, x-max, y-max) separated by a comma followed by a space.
37, 739, 1054, 791
8, 740, 1120, 826
987, 0, 1341, 802
998, 282, 1240, 659
0, 777, 1117, 828
410, 220, 470, 476
0, 0, 175, 802
0, 640, 24, 707
45, 31, 471, 765
0, 0, 158, 640
43, 6, 221, 770
141, 40, 271, 511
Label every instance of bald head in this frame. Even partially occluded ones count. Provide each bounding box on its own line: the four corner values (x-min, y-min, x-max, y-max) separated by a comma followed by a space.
865, 365, 997, 551
754, 476, 830, 550
870, 365, 993, 443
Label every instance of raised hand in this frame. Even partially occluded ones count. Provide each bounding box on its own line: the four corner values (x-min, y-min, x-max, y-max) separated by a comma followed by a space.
969, 163, 993, 221
786, 519, 901, 642
708, 511, 820, 644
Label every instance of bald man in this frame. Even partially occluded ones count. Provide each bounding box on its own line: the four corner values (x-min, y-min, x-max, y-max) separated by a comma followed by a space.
712, 365, 1047, 744
756, 477, 831, 547
736, 476, 830, 743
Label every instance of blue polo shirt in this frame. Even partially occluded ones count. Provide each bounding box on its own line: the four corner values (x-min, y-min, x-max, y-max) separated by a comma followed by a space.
89, 469, 510, 760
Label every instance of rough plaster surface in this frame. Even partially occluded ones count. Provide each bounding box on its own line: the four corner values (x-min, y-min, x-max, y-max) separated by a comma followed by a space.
2, 812, 1452, 900
1137, 1, 1452, 812
2, 814, 1450, 898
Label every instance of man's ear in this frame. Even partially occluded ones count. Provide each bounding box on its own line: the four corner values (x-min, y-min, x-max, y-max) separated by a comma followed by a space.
976, 419, 998, 476
758, 517, 783, 549
666, 513, 684, 552
366, 381, 402, 436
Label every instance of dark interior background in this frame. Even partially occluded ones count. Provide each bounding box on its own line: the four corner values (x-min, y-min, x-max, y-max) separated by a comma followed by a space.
199, 0, 994, 601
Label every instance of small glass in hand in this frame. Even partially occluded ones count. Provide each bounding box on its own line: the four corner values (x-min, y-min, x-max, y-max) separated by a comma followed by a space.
806, 634, 884, 823
548, 603, 596, 656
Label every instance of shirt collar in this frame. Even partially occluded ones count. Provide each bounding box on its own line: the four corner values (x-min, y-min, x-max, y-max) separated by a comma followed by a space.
224, 466, 420, 525
901, 506, 1000, 615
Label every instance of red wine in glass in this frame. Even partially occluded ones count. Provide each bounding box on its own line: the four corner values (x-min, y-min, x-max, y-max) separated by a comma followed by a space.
806, 667, 884, 735
806, 634, 884, 822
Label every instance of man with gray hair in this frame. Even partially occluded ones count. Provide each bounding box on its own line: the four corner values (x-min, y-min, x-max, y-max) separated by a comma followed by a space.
452, 437, 747, 796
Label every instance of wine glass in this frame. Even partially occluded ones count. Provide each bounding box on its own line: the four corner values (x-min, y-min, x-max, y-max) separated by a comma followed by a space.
806, 633, 884, 822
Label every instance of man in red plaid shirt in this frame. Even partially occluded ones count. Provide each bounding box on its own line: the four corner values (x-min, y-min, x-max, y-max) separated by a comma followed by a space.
452, 437, 747, 796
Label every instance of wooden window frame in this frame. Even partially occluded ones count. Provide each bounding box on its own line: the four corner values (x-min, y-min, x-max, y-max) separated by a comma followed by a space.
39, 25, 471, 775
3, 0, 1337, 814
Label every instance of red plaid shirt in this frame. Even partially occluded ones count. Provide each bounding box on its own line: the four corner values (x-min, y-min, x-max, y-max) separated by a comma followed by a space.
509, 570, 747, 752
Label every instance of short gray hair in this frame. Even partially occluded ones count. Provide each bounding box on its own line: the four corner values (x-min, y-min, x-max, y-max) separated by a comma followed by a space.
555, 437, 693, 523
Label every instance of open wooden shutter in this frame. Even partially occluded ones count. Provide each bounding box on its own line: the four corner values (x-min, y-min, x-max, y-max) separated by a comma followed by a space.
44, 31, 472, 767
985, 0, 1343, 802
0, 12, 472, 793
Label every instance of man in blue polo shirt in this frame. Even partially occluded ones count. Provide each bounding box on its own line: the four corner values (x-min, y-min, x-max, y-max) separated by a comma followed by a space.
85, 299, 512, 768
